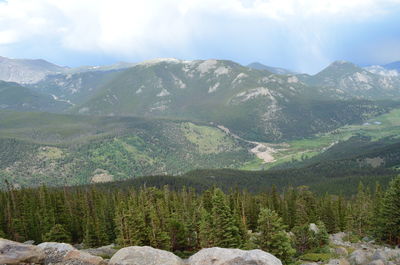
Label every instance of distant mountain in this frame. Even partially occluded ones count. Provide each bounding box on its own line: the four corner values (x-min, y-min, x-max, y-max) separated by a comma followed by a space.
0, 80, 70, 112
247, 62, 296, 74
0, 56, 66, 84
383, 61, 400, 71
74, 58, 390, 141
299, 60, 400, 99
29, 70, 122, 105
64, 62, 136, 74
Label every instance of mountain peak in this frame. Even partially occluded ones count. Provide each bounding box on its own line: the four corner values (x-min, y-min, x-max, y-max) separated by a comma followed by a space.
137, 58, 183, 66
247, 62, 295, 74
329, 60, 357, 67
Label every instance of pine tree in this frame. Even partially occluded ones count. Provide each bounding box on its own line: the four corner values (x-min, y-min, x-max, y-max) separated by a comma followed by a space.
43, 224, 72, 243
376, 175, 400, 245
351, 182, 372, 236
198, 207, 213, 248
256, 208, 295, 264
211, 188, 241, 248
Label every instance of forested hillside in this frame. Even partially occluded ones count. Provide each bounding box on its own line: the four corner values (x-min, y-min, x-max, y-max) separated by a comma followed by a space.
0, 111, 253, 187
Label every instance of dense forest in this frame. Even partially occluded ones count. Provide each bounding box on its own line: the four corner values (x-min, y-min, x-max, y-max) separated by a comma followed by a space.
1, 175, 399, 264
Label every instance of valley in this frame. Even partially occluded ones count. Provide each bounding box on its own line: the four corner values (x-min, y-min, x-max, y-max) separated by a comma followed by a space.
0, 56, 400, 190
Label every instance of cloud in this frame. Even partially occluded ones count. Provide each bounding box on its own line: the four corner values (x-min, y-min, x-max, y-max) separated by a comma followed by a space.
0, 0, 400, 70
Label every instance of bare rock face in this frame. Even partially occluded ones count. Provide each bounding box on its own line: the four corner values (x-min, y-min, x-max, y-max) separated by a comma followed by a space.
0, 238, 45, 264
37, 242, 106, 265
109, 246, 184, 265
188, 247, 282, 265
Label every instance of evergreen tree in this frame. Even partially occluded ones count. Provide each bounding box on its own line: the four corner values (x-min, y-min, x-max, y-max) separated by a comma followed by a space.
351, 183, 372, 236
256, 208, 295, 264
376, 175, 400, 245
211, 188, 242, 248
198, 207, 213, 248
43, 224, 72, 243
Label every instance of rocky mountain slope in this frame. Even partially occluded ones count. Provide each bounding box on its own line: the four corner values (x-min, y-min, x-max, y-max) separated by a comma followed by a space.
299, 60, 400, 99
73, 59, 391, 141
29, 70, 121, 105
0, 56, 66, 84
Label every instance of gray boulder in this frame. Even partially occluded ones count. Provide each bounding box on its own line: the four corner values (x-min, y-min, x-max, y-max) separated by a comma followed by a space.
23, 240, 35, 245
188, 247, 282, 265
334, 247, 349, 257
60, 249, 108, 265
38, 242, 76, 264
109, 246, 184, 265
348, 249, 372, 265
0, 238, 45, 264
367, 260, 385, 265
326, 259, 350, 265
38, 242, 106, 265
82, 244, 118, 258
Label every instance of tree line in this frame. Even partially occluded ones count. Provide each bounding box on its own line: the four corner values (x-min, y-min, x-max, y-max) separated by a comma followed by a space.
0, 175, 399, 264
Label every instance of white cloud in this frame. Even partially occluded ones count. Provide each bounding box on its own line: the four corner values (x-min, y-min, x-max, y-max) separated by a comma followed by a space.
0, 0, 399, 59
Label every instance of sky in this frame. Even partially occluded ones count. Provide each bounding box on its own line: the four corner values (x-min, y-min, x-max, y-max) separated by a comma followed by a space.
0, 0, 400, 74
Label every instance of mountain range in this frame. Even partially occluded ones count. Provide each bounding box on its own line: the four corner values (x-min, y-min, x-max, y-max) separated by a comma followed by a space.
0, 55, 400, 187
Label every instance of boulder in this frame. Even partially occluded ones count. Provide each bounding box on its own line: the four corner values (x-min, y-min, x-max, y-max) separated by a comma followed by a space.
61, 249, 108, 265
330, 232, 351, 247
0, 238, 45, 264
334, 247, 349, 257
38, 242, 76, 264
188, 247, 282, 265
309, 223, 319, 234
367, 260, 385, 265
348, 249, 372, 265
82, 244, 118, 258
23, 240, 35, 245
326, 259, 350, 265
372, 247, 400, 262
38, 242, 106, 265
109, 246, 184, 265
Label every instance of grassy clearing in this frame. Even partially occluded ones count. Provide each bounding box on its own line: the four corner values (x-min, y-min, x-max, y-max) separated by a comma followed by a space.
243, 108, 400, 170
181, 122, 237, 154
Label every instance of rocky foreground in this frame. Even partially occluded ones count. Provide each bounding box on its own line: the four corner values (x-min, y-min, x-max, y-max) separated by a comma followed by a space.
1, 233, 400, 265
1, 238, 282, 265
